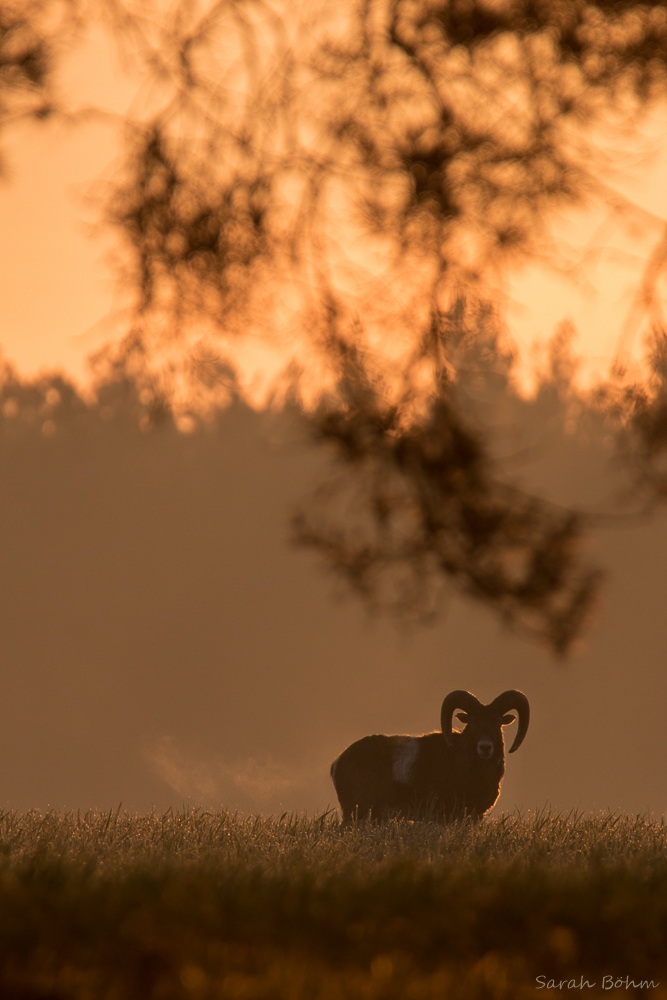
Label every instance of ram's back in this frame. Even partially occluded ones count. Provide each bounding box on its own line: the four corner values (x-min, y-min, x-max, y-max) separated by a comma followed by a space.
331, 734, 416, 821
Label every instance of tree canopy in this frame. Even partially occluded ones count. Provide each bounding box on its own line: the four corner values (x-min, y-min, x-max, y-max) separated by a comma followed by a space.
3, 0, 667, 653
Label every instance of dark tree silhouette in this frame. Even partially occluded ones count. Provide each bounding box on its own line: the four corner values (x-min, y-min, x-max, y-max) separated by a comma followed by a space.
4, 0, 667, 652
291, 301, 602, 654
0, 0, 80, 171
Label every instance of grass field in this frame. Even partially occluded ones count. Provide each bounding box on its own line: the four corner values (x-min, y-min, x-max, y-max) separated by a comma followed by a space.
1, 807, 666, 999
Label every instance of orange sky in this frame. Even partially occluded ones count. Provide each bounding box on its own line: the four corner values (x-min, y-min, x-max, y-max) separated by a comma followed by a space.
1, 21, 667, 397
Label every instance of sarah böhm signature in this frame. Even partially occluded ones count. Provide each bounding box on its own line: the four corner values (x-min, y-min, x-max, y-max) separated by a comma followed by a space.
536, 977, 660, 991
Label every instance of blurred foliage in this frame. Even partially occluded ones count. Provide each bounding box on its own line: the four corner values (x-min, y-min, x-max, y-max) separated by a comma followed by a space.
598, 327, 667, 503
1, 807, 667, 997
0, 0, 80, 170
4, 0, 667, 652
93, 0, 667, 653
292, 301, 602, 654
0, 318, 610, 653
98, 0, 667, 327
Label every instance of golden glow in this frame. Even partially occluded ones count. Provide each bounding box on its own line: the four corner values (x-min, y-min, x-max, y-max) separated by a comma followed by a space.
0, 18, 666, 404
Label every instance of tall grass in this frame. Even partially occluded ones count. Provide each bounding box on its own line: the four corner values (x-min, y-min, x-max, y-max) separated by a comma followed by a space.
1, 807, 666, 998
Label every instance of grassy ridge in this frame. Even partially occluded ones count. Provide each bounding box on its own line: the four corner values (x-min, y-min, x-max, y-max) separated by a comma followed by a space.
1, 808, 666, 999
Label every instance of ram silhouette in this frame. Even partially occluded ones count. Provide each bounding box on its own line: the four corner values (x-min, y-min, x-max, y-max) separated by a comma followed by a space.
330, 689, 529, 822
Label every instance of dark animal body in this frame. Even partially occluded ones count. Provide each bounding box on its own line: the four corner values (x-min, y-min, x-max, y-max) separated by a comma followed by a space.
331, 690, 529, 822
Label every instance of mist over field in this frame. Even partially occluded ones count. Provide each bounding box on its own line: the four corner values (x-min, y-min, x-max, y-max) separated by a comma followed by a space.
0, 353, 663, 820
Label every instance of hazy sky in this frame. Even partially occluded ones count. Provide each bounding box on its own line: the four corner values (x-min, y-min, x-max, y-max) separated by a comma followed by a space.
0, 381, 665, 817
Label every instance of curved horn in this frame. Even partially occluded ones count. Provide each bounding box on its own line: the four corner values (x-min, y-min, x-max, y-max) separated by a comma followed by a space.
441, 690, 483, 746
489, 690, 530, 753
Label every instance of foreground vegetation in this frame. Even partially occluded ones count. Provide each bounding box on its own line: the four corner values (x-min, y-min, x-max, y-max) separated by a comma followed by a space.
1, 808, 666, 999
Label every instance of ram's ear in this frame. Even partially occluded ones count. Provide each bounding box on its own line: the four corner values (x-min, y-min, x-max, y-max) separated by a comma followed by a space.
456, 712, 469, 723
501, 713, 516, 725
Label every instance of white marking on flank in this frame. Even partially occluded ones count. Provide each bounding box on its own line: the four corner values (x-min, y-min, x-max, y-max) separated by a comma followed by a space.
392, 738, 419, 784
